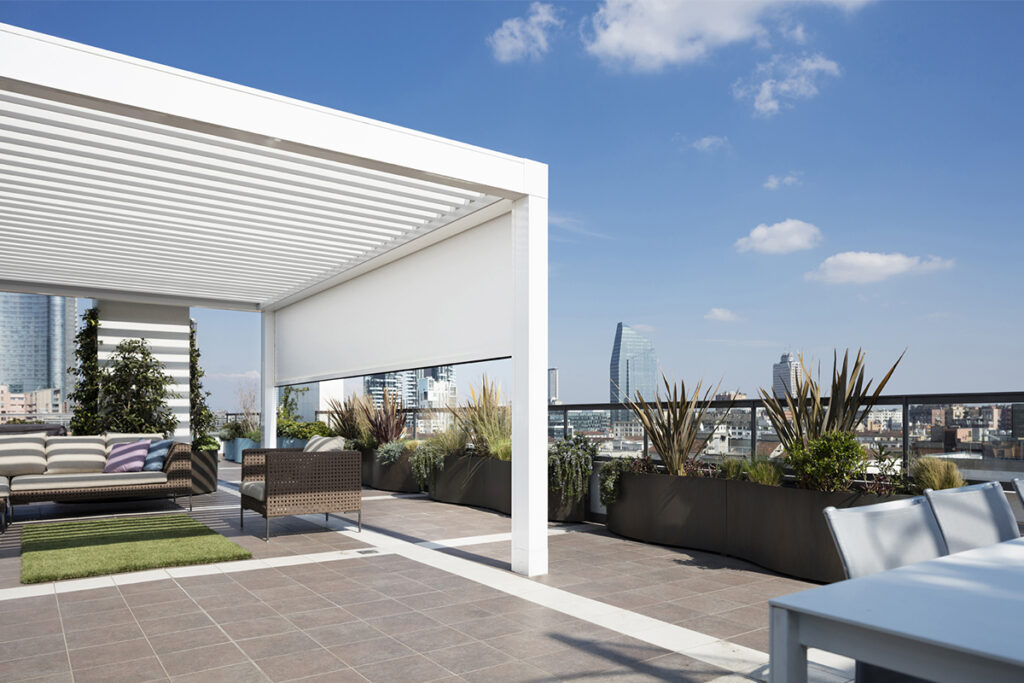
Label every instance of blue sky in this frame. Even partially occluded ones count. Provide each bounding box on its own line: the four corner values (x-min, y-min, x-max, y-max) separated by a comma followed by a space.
5, 1, 1022, 408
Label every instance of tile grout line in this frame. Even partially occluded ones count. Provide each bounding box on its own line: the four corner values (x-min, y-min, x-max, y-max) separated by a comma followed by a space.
119, 583, 175, 682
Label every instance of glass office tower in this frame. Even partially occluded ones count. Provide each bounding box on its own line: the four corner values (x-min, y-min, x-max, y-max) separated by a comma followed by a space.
609, 322, 658, 403
0, 293, 76, 395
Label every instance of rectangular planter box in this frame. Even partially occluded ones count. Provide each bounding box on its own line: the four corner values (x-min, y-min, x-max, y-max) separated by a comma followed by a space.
605, 472, 906, 583
223, 438, 257, 464
606, 473, 728, 555
369, 450, 420, 493
430, 455, 587, 522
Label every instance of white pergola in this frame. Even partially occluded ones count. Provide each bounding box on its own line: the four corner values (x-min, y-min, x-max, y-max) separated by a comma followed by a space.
0, 23, 550, 576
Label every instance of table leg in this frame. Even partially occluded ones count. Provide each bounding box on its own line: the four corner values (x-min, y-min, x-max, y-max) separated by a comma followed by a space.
770, 605, 807, 683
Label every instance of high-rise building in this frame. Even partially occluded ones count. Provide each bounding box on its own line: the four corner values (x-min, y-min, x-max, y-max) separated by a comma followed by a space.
365, 366, 456, 410
0, 294, 76, 404
772, 353, 800, 398
609, 323, 658, 403
548, 368, 560, 405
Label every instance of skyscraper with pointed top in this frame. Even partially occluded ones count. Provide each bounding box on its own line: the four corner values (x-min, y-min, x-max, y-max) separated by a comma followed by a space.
609, 323, 658, 403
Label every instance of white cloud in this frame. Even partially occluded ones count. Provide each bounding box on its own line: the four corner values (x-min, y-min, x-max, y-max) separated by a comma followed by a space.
488, 3, 563, 63
692, 135, 729, 152
549, 212, 611, 240
781, 21, 807, 44
705, 308, 741, 322
734, 53, 840, 116
764, 172, 801, 190
805, 252, 954, 284
582, 0, 872, 72
735, 218, 822, 254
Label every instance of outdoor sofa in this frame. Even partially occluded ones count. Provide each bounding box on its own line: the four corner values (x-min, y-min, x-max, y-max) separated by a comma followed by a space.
240, 436, 361, 540
0, 432, 193, 523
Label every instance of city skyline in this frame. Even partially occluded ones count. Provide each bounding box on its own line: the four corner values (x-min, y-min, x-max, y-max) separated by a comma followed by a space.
20, 0, 1021, 409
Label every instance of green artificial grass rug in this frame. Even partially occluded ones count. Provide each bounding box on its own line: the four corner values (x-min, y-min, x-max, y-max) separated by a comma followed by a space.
21, 514, 252, 584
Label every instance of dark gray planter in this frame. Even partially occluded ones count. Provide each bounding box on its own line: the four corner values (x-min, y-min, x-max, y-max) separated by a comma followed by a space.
606, 473, 729, 555
605, 473, 907, 583
191, 450, 218, 495
370, 450, 419, 493
726, 480, 907, 583
430, 455, 588, 522
360, 450, 374, 487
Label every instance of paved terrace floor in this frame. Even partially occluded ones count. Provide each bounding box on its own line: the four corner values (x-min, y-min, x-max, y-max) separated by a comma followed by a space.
0, 461, 853, 683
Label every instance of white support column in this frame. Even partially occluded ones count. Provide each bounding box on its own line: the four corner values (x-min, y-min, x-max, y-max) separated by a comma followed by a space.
261, 310, 278, 448
511, 193, 548, 576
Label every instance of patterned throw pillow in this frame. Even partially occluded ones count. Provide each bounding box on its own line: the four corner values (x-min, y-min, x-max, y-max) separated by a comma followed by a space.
104, 440, 151, 473
143, 439, 174, 472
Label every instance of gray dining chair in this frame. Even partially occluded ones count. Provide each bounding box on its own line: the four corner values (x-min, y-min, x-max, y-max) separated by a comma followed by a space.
924, 481, 1019, 554
824, 498, 948, 683
824, 497, 948, 580
1011, 478, 1024, 507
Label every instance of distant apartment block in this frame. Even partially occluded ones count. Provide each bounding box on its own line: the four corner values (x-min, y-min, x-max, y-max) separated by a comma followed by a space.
548, 368, 560, 405
0, 384, 64, 422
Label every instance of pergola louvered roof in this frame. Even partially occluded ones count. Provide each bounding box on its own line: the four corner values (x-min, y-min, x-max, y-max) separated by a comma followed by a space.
0, 24, 542, 311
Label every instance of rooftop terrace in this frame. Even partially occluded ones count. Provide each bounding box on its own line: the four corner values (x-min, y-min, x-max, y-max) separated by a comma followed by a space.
0, 462, 852, 683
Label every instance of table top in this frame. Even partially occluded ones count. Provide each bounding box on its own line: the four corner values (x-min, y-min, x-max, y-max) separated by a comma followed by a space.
771, 537, 1024, 666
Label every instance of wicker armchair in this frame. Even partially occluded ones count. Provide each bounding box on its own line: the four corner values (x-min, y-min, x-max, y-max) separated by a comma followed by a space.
240, 448, 361, 540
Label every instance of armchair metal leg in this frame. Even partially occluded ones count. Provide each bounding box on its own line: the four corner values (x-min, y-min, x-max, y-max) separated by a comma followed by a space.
358, 510, 362, 532
240, 507, 244, 528
265, 515, 270, 542
189, 492, 193, 512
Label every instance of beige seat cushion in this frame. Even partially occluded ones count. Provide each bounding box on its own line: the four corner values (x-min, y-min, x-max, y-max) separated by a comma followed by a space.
303, 436, 347, 453
0, 433, 47, 477
0, 476, 9, 498
104, 433, 165, 454
45, 436, 107, 474
240, 480, 265, 501
11, 471, 167, 492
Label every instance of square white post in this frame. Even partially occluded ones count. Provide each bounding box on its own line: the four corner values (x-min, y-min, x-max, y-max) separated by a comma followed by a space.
511, 192, 548, 576
261, 310, 278, 448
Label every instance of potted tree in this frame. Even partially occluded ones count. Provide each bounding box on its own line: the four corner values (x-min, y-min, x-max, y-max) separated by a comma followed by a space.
189, 320, 219, 494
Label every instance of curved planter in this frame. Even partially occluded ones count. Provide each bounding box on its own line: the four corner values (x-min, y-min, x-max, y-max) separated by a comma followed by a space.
606, 473, 906, 583
223, 438, 257, 464
430, 455, 587, 522
191, 450, 218, 494
369, 450, 420, 493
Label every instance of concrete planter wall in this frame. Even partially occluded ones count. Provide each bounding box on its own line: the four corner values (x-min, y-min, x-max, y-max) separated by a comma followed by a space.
606, 473, 907, 583
369, 449, 420, 493
430, 455, 588, 523
222, 438, 257, 463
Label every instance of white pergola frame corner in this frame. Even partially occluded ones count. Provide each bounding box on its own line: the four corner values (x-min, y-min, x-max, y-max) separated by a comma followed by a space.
0, 23, 550, 576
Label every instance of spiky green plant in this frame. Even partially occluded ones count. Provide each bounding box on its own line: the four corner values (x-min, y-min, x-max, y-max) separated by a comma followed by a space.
621, 374, 733, 476
325, 395, 365, 441
359, 389, 406, 446
450, 376, 510, 458
719, 458, 746, 480
760, 348, 903, 456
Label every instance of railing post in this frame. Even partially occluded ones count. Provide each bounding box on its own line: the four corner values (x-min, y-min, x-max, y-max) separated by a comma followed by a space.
749, 403, 758, 461
643, 432, 649, 458
902, 396, 910, 476
562, 408, 568, 441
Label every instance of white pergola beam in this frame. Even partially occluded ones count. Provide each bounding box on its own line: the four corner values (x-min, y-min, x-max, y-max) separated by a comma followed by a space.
261, 311, 278, 448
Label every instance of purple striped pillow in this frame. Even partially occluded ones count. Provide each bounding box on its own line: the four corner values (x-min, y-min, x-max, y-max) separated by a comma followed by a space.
104, 440, 151, 473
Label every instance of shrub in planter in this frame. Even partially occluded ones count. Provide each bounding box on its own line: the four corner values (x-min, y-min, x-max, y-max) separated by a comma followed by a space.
788, 431, 865, 492
745, 458, 783, 486
910, 456, 965, 492
410, 428, 466, 490
599, 456, 655, 506
719, 458, 746, 481
548, 436, 595, 520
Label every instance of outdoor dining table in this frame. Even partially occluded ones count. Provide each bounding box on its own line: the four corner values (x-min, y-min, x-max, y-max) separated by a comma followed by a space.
769, 536, 1024, 682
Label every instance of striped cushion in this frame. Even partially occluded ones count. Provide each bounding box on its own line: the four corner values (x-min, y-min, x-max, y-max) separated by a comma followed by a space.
0, 433, 47, 477
45, 436, 107, 474
104, 440, 151, 473
0, 476, 9, 498
11, 471, 167, 491
303, 436, 347, 452
105, 433, 165, 453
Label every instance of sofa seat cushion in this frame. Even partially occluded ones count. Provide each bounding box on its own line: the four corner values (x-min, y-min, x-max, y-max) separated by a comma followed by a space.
0, 476, 9, 498
11, 471, 168, 492
45, 436, 107, 474
0, 433, 47, 477
240, 480, 265, 501
304, 436, 347, 453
